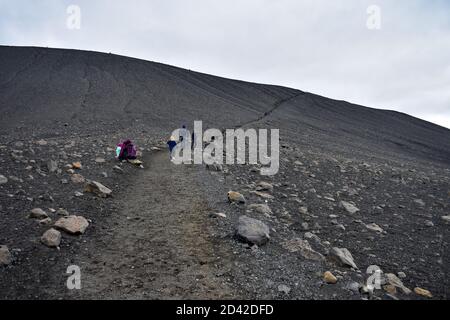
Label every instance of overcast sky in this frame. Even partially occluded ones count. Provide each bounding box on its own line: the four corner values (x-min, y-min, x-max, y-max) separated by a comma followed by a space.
1, 0, 449, 128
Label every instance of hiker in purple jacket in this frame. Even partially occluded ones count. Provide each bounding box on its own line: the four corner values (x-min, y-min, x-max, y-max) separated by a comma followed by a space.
116, 140, 137, 161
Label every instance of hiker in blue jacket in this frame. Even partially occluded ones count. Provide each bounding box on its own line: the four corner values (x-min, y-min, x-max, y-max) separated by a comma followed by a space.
167, 136, 177, 160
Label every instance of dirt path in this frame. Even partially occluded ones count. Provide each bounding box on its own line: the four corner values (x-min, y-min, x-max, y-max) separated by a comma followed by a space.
74, 150, 237, 299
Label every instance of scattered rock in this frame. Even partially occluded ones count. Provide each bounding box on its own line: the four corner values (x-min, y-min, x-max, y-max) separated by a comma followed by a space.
84, 181, 112, 198
301, 222, 310, 231
299, 206, 308, 214
323, 196, 335, 202
39, 193, 54, 202
72, 162, 82, 170
278, 284, 291, 295
323, 271, 338, 284
113, 165, 124, 173
228, 191, 246, 204
413, 199, 425, 207
247, 203, 272, 216
303, 232, 320, 242
235, 215, 270, 246
95, 157, 106, 163
441, 215, 450, 223
256, 181, 273, 192
414, 287, 432, 298
39, 217, 53, 226
424, 220, 434, 227
29, 208, 49, 220
383, 284, 397, 295
329, 247, 358, 269
346, 281, 361, 293
56, 208, 69, 216
209, 212, 227, 218
36, 139, 48, 146
385, 273, 411, 295
283, 238, 325, 261
372, 206, 384, 214
41, 228, 61, 248
0, 174, 8, 184
252, 191, 274, 200
340, 201, 360, 214
47, 160, 58, 173
366, 223, 383, 233
0, 245, 12, 266
345, 188, 359, 196
71, 174, 85, 184
54, 216, 89, 234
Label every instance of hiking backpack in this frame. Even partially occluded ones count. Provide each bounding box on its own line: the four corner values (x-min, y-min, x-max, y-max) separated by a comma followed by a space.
116, 140, 137, 160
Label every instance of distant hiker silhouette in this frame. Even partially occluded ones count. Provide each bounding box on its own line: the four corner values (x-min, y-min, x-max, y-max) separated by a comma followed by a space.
191, 131, 195, 150
179, 125, 189, 147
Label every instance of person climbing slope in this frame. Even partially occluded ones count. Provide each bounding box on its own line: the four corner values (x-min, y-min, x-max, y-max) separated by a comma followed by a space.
167, 136, 177, 160
179, 125, 189, 148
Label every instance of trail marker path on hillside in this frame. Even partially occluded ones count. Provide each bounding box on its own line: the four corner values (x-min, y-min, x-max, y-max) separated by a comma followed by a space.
74, 151, 237, 299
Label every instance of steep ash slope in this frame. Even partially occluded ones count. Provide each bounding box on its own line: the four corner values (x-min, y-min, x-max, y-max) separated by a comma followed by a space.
0, 45, 449, 167
0, 46, 449, 300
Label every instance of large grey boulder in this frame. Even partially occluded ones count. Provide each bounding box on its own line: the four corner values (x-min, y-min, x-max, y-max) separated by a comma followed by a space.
235, 215, 270, 246
85, 181, 112, 198
329, 247, 358, 269
339, 201, 360, 214
54, 216, 89, 234
41, 228, 62, 248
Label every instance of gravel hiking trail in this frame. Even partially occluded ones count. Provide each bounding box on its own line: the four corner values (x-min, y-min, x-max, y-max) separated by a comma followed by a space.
70, 150, 237, 299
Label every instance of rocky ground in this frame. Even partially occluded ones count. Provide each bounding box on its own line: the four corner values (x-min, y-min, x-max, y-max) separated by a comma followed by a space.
0, 123, 448, 300
207, 137, 449, 300
0, 46, 449, 300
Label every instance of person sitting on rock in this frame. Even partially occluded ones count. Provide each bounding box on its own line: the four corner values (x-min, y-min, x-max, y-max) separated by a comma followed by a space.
116, 140, 137, 161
